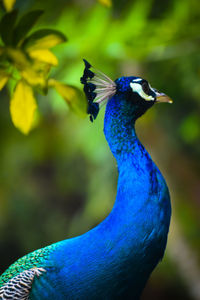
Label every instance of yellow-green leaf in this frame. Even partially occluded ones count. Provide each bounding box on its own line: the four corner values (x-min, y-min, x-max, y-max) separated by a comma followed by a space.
3, 0, 16, 12
21, 67, 46, 88
49, 79, 87, 117
6, 48, 49, 88
23, 29, 67, 51
28, 49, 58, 66
98, 0, 112, 7
0, 71, 9, 90
6, 48, 29, 70
28, 34, 65, 50
6, 48, 47, 88
10, 80, 37, 134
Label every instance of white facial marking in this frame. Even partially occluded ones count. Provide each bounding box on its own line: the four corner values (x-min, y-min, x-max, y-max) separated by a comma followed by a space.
132, 78, 142, 82
130, 82, 154, 101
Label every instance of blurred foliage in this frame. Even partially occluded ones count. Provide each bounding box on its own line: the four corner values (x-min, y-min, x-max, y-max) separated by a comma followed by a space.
98, 0, 112, 8
0, 0, 200, 299
2, 0, 16, 12
0, 3, 87, 134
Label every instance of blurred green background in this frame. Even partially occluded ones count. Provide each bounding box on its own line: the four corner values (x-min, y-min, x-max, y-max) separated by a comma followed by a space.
0, 0, 200, 299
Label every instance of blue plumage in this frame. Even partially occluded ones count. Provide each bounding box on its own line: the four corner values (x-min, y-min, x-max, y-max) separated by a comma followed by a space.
0, 60, 172, 299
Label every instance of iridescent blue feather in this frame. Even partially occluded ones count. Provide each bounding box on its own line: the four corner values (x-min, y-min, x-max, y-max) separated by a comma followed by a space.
0, 61, 171, 300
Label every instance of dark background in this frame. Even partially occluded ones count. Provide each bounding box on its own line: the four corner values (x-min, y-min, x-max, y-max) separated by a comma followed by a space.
0, 0, 200, 299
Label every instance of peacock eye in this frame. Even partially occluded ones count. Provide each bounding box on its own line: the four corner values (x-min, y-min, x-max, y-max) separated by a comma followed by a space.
142, 81, 150, 94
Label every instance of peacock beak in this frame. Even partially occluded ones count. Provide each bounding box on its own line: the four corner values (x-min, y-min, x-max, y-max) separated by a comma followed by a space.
155, 91, 173, 104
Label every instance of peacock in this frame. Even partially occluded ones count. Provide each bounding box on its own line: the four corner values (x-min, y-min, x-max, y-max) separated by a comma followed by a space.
0, 60, 172, 300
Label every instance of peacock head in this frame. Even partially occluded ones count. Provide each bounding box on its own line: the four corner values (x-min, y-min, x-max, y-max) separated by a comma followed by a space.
81, 59, 172, 122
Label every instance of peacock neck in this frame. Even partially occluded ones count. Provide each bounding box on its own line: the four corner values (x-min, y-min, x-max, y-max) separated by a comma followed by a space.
81, 95, 171, 298
104, 95, 138, 157
103, 95, 169, 230
104, 94, 157, 181
47, 96, 171, 299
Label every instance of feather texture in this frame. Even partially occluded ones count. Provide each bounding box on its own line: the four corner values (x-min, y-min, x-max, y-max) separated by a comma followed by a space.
0, 268, 45, 300
80, 59, 116, 121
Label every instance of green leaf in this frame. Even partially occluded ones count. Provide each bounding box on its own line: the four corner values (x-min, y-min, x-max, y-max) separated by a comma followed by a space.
0, 10, 18, 45
10, 80, 37, 134
3, 0, 16, 12
49, 79, 87, 117
13, 10, 44, 46
22, 29, 67, 50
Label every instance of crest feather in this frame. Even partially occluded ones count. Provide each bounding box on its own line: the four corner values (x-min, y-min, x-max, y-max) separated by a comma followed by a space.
81, 59, 116, 121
